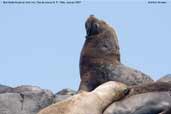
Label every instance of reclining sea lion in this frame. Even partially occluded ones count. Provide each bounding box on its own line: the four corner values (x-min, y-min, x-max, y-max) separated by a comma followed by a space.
104, 92, 171, 114
37, 81, 128, 114
104, 81, 171, 114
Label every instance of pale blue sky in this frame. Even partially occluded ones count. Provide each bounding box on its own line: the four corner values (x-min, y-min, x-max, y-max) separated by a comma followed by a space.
0, 1, 171, 92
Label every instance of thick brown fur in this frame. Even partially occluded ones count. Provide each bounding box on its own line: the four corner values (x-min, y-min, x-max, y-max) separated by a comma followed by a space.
79, 15, 120, 91
79, 15, 153, 91
127, 81, 171, 97
104, 82, 171, 114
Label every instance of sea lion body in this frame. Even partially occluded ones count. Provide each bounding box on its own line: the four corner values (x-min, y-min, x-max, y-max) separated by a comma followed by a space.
37, 81, 128, 114
104, 92, 171, 114
104, 82, 171, 114
79, 15, 153, 91
127, 82, 171, 97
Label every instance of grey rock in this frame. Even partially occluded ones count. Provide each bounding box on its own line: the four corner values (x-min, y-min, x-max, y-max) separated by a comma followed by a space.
157, 74, 171, 82
0, 85, 54, 114
56, 88, 76, 95
0, 84, 13, 93
0, 93, 23, 114
53, 88, 76, 103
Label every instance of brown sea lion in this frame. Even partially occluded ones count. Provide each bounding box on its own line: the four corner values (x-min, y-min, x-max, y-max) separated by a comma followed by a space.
79, 15, 153, 91
104, 92, 171, 114
103, 81, 171, 114
37, 81, 128, 114
127, 81, 171, 97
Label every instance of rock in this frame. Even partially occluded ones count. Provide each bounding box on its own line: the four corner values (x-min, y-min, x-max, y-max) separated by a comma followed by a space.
53, 88, 76, 103
0, 84, 13, 93
0, 93, 24, 114
56, 88, 76, 95
157, 74, 171, 82
0, 85, 54, 114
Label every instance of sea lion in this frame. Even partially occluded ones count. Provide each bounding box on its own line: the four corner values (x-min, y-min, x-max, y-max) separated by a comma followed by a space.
127, 81, 171, 97
103, 82, 171, 114
37, 81, 128, 114
79, 15, 153, 91
103, 92, 171, 114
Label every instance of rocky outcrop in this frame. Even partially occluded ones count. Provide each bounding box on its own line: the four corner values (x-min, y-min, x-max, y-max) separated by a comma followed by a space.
0, 84, 13, 93
0, 85, 54, 114
1, 82, 171, 114
0, 84, 77, 114
157, 74, 171, 82
53, 88, 76, 103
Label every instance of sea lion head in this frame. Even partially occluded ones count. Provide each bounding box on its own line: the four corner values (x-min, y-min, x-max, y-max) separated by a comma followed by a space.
88, 81, 128, 111
93, 81, 129, 101
85, 15, 110, 37
82, 15, 120, 60
106, 81, 129, 100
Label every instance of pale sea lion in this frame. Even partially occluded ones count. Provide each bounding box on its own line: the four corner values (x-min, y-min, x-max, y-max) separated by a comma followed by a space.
37, 81, 128, 114
79, 15, 153, 91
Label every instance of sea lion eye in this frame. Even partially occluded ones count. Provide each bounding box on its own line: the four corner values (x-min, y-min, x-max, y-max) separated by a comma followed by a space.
94, 23, 99, 29
123, 88, 129, 95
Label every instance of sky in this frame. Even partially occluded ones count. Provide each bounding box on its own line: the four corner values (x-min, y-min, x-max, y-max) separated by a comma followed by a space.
0, 0, 171, 93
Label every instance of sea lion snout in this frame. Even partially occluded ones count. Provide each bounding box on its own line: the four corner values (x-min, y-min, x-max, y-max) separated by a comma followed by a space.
115, 82, 128, 95
101, 81, 128, 96
85, 15, 103, 37
110, 81, 129, 100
